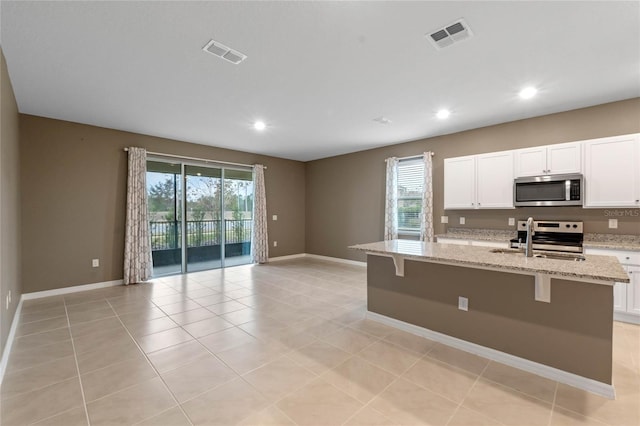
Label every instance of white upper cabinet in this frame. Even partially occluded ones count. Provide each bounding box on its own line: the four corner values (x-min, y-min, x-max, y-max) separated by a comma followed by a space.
515, 142, 582, 177
476, 151, 514, 208
444, 156, 476, 209
444, 151, 514, 210
584, 134, 640, 208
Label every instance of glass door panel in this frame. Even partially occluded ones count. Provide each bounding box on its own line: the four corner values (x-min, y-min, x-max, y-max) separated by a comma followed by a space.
223, 169, 254, 267
185, 165, 222, 272
147, 161, 182, 276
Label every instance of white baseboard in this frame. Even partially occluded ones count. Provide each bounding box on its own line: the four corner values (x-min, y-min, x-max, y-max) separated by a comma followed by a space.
0, 297, 23, 386
614, 312, 640, 325
304, 253, 366, 267
268, 253, 307, 262
22, 279, 124, 300
267, 253, 366, 267
367, 311, 616, 400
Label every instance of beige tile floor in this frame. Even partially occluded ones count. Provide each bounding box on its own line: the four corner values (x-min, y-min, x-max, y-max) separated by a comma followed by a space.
1, 258, 639, 426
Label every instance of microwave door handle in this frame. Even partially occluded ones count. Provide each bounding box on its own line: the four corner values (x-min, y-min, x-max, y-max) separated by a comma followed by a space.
565, 180, 571, 201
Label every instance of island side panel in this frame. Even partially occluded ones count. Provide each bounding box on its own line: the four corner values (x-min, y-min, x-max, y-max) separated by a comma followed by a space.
367, 255, 613, 384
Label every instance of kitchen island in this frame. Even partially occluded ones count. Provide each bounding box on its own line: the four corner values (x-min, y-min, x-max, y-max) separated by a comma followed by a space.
350, 240, 630, 398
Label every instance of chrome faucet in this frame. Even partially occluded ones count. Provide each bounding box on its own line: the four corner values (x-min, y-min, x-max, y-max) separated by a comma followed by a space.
525, 217, 535, 257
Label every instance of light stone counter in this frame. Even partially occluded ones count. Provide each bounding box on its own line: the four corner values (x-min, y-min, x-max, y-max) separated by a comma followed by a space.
584, 233, 640, 252
350, 239, 629, 284
436, 229, 640, 252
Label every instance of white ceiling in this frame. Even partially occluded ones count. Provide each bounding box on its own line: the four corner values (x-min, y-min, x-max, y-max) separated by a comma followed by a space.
2, 1, 639, 161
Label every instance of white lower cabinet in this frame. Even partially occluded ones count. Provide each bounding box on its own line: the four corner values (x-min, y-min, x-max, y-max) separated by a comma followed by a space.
436, 238, 470, 245
613, 281, 627, 313
585, 247, 640, 323
436, 238, 509, 249
627, 266, 640, 316
470, 240, 509, 249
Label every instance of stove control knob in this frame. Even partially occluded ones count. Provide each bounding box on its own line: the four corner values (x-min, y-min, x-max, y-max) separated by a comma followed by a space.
566, 224, 570, 228
573, 224, 578, 228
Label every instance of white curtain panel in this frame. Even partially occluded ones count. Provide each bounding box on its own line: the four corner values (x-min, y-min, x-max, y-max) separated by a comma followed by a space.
123, 147, 153, 284
251, 164, 269, 263
420, 152, 434, 242
384, 157, 399, 240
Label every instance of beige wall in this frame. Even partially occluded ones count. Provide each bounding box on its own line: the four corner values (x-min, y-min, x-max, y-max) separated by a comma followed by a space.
1, 49, 22, 353
306, 98, 640, 261
20, 115, 305, 293
367, 255, 613, 383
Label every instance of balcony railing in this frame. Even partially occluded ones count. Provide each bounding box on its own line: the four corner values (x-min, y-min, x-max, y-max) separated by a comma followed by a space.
150, 219, 252, 250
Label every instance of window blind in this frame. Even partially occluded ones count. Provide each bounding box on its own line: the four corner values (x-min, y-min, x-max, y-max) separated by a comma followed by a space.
397, 158, 424, 231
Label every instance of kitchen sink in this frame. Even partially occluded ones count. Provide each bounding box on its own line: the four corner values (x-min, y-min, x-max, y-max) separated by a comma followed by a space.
489, 248, 524, 254
489, 248, 586, 261
533, 253, 586, 262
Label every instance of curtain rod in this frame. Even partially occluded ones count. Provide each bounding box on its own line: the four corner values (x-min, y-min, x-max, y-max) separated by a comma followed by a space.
123, 148, 266, 169
386, 152, 435, 162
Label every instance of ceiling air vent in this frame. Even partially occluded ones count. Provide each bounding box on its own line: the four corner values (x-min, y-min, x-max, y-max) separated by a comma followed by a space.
202, 39, 247, 64
427, 19, 473, 50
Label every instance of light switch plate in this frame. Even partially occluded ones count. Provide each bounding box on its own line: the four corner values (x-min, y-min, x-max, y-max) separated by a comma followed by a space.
508, 218, 515, 226
609, 219, 618, 229
273, 241, 278, 247
92, 259, 99, 268
272, 215, 278, 221
441, 216, 448, 224
459, 217, 466, 225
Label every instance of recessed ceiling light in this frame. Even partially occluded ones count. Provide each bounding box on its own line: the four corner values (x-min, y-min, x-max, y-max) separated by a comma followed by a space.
519, 87, 538, 99
373, 116, 392, 125
253, 121, 266, 131
436, 109, 450, 119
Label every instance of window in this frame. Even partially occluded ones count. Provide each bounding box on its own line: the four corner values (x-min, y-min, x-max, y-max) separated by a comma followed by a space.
397, 158, 424, 233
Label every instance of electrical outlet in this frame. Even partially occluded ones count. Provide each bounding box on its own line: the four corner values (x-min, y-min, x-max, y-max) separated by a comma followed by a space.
459, 217, 466, 225
458, 296, 468, 311
608, 219, 618, 229
272, 215, 278, 221
441, 216, 448, 224
92, 259, 100, 268
508, 218, 515, 226
273, 241, 278, 247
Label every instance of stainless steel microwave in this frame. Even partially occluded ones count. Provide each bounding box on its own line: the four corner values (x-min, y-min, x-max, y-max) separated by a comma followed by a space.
514, 173, 583, 207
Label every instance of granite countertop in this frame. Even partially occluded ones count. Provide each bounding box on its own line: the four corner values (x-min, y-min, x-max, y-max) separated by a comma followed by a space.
583, 233, 640, 251
350, 239, 630, 283
435, 228, 640, 252
435, 228, 514, 242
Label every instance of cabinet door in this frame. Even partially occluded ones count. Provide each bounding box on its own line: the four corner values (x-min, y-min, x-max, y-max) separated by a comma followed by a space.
547, 142, 582, 174
476, 151, 514, 208
613, 281, 628, 313
469, 240, 509, 248
444, 156, 476, 209
515, 147, 546, 177
436, 238, 470, 246
584, 135, 640, 207
626, 266, 640, 316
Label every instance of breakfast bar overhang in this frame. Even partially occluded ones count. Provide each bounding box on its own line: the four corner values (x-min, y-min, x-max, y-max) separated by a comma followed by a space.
350, 240, 630, 399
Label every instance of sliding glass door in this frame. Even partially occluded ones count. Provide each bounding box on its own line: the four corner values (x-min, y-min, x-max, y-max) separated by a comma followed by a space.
147, 159, 253, 276
185, 165, 222, 272
147, 161, 182, 276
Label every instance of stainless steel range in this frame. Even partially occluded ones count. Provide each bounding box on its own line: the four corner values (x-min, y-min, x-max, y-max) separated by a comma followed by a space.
510, 220, 584, 253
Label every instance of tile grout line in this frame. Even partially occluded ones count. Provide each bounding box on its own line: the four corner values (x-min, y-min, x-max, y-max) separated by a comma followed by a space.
547, 381, 559, 426
106, 297, 195, 426
444, 359, 491, 426
63, 298, 93, 426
